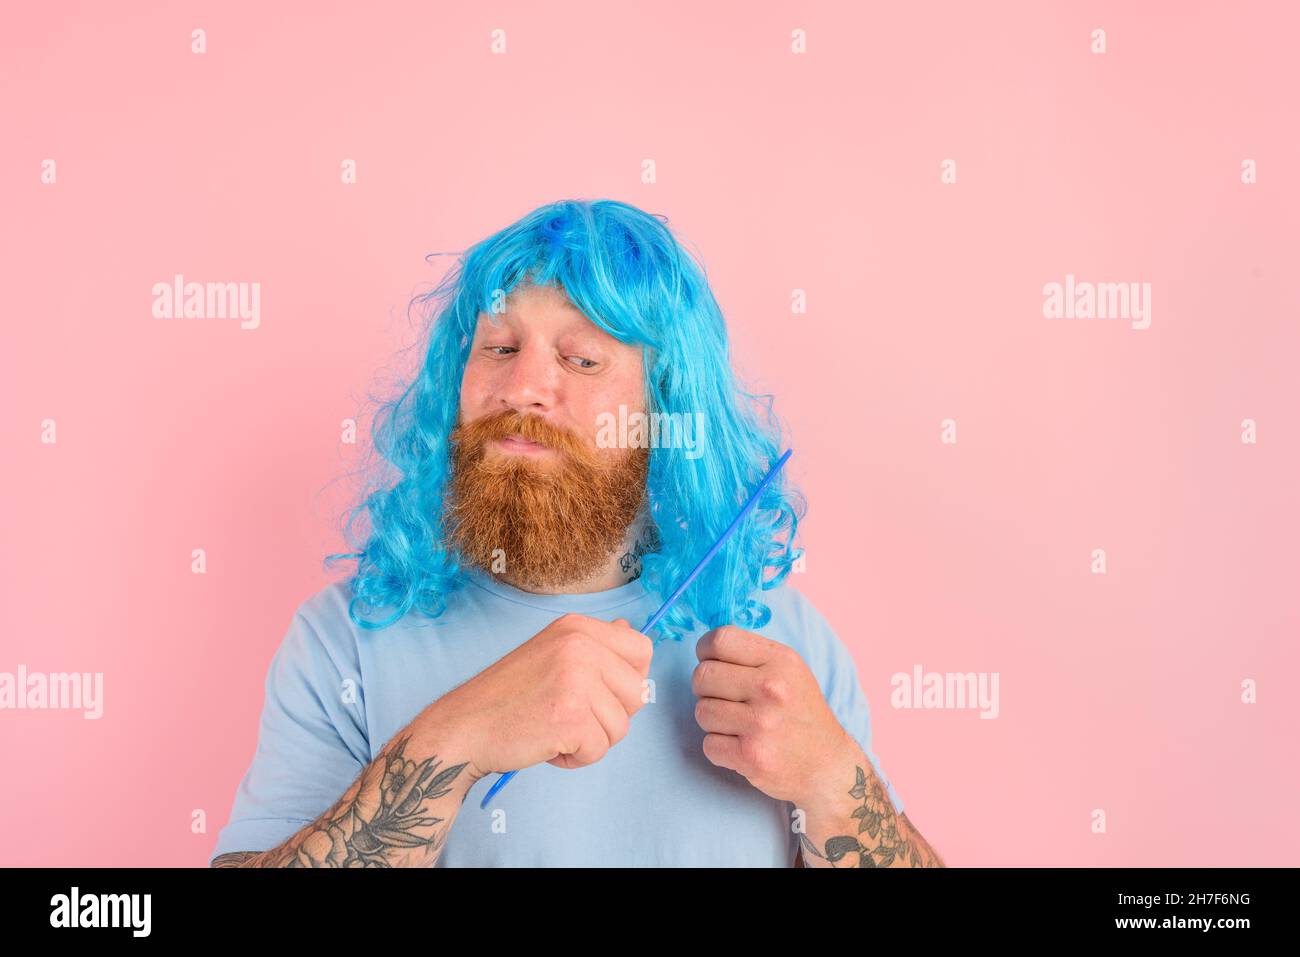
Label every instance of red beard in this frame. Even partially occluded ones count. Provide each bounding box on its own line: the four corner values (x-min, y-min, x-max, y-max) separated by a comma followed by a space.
445, 409, 649, 589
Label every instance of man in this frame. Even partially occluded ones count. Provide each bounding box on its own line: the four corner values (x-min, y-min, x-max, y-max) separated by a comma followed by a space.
209, 199, 942, 868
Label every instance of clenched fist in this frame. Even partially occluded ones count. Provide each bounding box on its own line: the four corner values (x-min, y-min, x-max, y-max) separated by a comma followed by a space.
692, 624, 854, 807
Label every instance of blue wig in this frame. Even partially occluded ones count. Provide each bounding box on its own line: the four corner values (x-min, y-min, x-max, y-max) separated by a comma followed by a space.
323, 198, 806, 642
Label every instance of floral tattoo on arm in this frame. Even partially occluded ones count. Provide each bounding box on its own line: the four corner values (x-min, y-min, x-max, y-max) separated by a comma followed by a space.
212, 734, 470, 868
798, 765, 944, 868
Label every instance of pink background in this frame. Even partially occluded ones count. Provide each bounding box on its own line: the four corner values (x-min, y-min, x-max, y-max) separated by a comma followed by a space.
2, 1, 1297, 866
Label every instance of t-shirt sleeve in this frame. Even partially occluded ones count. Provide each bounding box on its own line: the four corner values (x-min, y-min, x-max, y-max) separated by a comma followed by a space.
790, 592, 904, 817
208, 609, 370, 864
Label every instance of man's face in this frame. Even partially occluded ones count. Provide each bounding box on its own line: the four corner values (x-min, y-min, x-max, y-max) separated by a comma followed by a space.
457, 281, 646, 468
445, 282, 651, 588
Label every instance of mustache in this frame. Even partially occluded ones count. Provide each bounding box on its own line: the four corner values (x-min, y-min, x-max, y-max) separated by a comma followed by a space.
449, 410, 592, 461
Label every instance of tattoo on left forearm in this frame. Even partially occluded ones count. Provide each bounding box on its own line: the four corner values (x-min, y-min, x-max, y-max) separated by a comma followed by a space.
799, 765, 944, 868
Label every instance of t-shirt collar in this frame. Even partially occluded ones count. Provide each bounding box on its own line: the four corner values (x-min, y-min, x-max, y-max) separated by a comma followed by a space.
462, 564, 651, 615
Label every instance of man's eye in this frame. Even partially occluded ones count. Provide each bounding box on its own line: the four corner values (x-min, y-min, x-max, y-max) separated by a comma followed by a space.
565, 356, 598, 370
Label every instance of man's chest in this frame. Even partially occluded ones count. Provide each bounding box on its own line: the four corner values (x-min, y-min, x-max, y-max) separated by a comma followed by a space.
360, 636, 796, 866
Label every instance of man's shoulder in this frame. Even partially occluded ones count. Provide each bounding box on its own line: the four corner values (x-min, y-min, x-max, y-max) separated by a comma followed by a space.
755, 579, 831, 632
294, 577, 358, 632
283, 575, 471, 657
271, 578, 365, 670
752, 580, 841, 664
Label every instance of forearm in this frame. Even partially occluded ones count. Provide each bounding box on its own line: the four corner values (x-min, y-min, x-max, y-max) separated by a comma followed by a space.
795, 740, 944, 869
212, 706, 482, 868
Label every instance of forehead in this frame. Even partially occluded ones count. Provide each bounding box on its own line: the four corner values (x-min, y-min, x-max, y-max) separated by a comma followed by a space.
478, 284, 604, 337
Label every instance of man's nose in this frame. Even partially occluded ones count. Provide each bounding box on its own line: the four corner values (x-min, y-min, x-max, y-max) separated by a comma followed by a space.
497, 342, 558, 412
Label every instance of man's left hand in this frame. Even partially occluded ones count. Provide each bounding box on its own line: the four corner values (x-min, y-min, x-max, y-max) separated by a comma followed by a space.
692, 624, 854, 807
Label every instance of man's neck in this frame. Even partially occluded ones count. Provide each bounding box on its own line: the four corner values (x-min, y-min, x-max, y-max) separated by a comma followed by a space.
491, 509, 660, 595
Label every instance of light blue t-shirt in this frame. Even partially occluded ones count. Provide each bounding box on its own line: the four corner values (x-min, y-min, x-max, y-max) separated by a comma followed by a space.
210, 567, 903, 866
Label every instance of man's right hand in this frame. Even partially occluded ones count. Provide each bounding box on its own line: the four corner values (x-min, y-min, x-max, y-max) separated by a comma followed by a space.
423, 613, 654, 780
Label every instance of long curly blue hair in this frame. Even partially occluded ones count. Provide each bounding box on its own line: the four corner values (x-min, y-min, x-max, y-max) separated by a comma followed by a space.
323, 198, 805, 642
